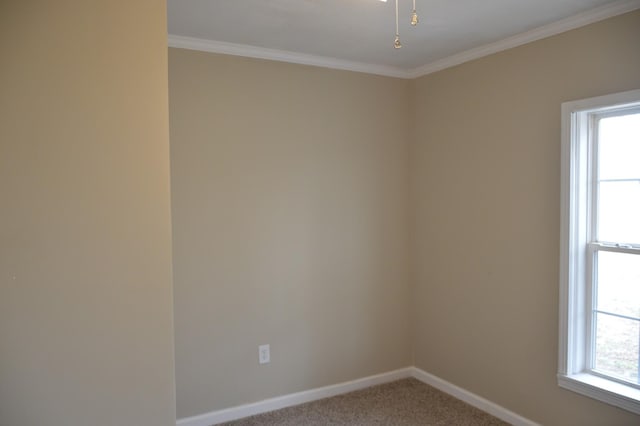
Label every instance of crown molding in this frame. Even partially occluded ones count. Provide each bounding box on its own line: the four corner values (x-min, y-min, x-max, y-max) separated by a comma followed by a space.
167, 35, 411, 79
407, 0, 640, 78
168, 0, 640, 80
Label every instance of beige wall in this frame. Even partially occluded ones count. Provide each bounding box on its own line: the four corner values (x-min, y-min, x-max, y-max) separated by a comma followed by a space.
169, 48, 412, 417
0, 1, 176, 426
410, 10, 640, 426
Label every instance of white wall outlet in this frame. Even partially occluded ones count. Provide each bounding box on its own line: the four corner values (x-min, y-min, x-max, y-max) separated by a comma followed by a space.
258, 344, 270, 364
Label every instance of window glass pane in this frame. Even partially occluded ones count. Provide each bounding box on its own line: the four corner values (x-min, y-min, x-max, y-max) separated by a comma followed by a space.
596, 251, 640, 318
598, 181, 640, 244
594, 313, 639, 384
598, 113, 640, 181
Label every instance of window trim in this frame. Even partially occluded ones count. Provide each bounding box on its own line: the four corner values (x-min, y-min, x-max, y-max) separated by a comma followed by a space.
559, 88, 640, 414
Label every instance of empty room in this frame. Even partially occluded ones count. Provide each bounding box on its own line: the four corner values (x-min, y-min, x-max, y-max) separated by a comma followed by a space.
2, 1, 640, 425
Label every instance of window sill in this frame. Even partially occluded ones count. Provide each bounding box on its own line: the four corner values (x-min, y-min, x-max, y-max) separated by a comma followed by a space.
558, 373, 640, 414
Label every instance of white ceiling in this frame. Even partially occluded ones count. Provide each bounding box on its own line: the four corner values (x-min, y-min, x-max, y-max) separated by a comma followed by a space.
167, 0, 640, 77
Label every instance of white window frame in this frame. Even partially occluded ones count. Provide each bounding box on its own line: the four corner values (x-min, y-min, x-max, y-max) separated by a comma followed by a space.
559, 88, 640, 414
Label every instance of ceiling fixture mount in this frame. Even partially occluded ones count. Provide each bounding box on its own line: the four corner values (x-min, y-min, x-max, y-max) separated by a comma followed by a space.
381, 0, 419, 49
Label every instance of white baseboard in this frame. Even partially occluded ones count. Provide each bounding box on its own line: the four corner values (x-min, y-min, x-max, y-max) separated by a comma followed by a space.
410, 367, 539, 426
176, 367, 413, 426
176, 366, 538, 426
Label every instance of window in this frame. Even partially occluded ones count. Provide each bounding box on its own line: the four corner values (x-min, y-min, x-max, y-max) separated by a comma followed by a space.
559, 89, 640, 414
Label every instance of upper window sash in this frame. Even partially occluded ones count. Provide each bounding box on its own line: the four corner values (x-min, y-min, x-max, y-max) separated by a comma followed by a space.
589, 105, 640, 247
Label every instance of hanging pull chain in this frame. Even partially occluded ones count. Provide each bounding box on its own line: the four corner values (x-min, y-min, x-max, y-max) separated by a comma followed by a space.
394, 0, 402, 48
392, 1, 419, 49
411, 0, 419, 26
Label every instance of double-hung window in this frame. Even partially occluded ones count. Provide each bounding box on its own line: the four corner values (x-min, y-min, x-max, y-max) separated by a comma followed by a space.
559, 89, 640, 414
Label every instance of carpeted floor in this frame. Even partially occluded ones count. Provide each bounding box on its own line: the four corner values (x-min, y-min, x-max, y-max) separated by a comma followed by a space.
219, 378, 510, 425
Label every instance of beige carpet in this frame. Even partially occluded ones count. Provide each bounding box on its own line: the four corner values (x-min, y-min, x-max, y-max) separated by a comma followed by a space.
219, 378, 510, 425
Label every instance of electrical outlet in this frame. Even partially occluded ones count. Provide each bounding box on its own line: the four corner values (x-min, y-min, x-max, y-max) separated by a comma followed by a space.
258, 344, 270, 364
